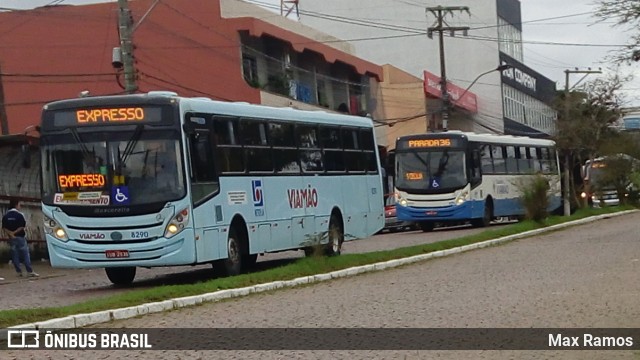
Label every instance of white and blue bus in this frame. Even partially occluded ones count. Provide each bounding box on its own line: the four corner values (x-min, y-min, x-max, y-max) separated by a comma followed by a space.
394, 131, 561, 231
40, 91, 384, 284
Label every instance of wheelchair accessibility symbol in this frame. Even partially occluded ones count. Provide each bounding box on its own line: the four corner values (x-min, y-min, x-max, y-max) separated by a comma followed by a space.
112, 186, 130, 205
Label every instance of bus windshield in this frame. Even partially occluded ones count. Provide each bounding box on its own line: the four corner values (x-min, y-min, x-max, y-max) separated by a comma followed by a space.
41, 128, 186, 207
396, 149, 467, 192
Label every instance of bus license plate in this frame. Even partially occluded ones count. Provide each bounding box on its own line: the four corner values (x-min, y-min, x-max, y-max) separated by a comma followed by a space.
105, 250, 129, 258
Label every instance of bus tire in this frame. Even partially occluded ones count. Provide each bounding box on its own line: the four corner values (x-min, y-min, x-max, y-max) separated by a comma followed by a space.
324, 213, 343, 256
471, 200, 493, 228
105, 267, 136, 286
420, 222, 434, 232
219, 226, 244, 276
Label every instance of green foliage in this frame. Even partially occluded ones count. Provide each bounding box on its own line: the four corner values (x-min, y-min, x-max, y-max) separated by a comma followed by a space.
267, 74, 291, 96
244, 76, 261, 89
515, 174, 551, 223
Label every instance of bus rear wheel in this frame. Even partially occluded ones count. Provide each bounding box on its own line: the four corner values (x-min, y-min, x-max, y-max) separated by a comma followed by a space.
324, 214, 343, 256
105, 267, 136, 286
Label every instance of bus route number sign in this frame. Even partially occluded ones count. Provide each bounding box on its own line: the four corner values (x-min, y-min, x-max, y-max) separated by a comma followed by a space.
408, 139, 452, 148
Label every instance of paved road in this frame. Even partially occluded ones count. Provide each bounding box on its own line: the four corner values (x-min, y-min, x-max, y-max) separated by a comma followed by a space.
4, 212, 639, 359
0, 223, 491, 311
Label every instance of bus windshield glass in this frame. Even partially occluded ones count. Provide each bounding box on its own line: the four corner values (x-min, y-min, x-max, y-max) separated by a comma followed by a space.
41, 128, 186, 207
396, 149, 467, 192
589, 163, 607, 186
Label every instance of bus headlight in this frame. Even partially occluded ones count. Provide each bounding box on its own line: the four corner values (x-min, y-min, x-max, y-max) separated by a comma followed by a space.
395, 191, 408, 207
165, 208, 189, 238
44, 215, 68, 242
455, 190, 470, 205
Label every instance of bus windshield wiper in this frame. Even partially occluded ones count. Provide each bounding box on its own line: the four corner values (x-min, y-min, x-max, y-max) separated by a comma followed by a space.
120, 124, 144, 165
69, 128, 96, 166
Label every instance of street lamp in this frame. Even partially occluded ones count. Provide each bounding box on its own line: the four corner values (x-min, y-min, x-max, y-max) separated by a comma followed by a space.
442, 64, 512, 131
562, 68, 602, 216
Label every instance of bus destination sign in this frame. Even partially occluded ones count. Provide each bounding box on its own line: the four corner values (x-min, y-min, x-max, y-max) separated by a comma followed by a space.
52, 107, 163, 127
76, 107, 145, 123
408, 139, 451, 148
398, 137, 464, 150
58, 174, 106, 189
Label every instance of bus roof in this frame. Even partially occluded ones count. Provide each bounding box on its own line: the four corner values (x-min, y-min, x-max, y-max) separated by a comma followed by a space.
397, 130, 555, 147
43, 91, 374, 128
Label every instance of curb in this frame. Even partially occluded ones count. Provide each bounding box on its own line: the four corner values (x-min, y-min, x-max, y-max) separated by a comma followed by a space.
6, 209, 637, 331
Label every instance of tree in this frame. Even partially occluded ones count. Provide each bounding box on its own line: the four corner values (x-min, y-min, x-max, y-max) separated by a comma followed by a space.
594, 0, 640, 63
553, 73, 628, 209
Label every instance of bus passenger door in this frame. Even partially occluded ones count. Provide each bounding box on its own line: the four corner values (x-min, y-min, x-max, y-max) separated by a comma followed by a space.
185, 115, 222, 263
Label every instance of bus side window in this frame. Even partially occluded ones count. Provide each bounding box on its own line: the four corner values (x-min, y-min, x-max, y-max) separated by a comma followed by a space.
214, 117, 244, 173
517, 146, 531, 174
470, 149, 481, 185
549, 148, 558, 172
270, 122, 299, 174
298, 124, 323, 173
343, 128, 363, 173
480, 144, 493, 174
505, 146, 517, 174
360, 128, 378, 173
188, 130, 219, 205
540, 147, 552, 173
241, 120, 272, 173
320, 126, 344, 172
531, 147, 542, 172
492, 145, 506, 174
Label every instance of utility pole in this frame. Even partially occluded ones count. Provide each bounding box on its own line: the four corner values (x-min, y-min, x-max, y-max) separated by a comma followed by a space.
426, 6, 469, 132
0, 63, 8, 135
117, 0, 137, 93
562, 68, 602, 216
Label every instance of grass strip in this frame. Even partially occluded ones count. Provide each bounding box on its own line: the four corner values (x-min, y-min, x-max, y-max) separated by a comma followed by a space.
0, 205, 633, 328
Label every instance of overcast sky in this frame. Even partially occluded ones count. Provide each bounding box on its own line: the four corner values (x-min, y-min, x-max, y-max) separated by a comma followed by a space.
5, 0, 639, 105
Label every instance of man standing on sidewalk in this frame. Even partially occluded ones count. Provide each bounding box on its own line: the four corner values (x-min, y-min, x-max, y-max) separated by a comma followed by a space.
2, 200, 38, 277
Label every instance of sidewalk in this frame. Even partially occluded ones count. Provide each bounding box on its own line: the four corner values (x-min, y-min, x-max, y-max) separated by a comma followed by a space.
0, 260, 71, 285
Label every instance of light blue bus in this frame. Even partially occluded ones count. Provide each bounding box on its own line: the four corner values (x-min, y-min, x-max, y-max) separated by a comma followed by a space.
394, 131, 561, 231
40, 91, 384, 285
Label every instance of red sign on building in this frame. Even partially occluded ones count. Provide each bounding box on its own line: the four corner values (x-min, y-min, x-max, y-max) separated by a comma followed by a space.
423, 70, 478, 113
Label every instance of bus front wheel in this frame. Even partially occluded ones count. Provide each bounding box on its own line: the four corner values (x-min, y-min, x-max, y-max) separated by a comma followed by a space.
420, 222, 434, 232
220, 227, 244, 276
105, 267, 136, 286
471, 201, 493, 228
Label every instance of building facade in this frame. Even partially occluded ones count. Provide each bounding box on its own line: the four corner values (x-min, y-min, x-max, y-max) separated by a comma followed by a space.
0, 0, 382, 136
296, 0, 557, 138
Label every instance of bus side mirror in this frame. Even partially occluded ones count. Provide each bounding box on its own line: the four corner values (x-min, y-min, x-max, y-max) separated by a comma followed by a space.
21, 144, 31, 169
182, 123, 194, 135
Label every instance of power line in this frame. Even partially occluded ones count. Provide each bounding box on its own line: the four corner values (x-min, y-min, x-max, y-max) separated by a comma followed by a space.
0, 72, 116, 77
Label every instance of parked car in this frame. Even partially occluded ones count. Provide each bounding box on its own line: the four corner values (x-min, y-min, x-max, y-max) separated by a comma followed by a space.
383, 201, 417, 232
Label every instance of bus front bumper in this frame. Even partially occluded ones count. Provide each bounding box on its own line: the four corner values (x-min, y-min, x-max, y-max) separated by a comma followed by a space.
45, 229, 196, 268
396, 201, 474, 222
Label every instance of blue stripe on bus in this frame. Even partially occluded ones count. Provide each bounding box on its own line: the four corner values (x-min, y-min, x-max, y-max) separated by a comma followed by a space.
397, 195, 562, 222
